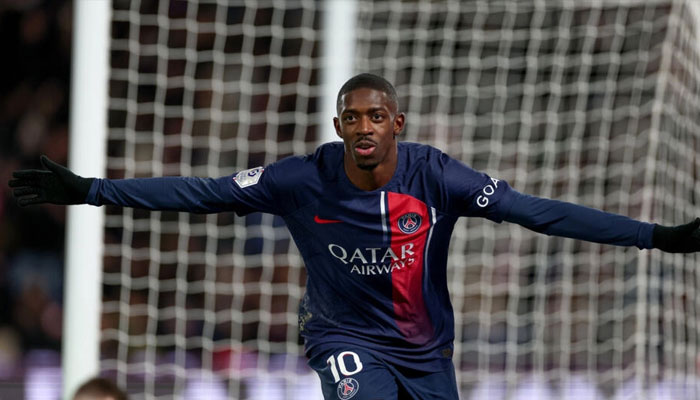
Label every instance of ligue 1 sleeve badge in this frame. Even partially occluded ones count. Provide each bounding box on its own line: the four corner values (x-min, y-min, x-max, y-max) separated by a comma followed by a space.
233, 166, 264, 188
397, 212, 422, 234
337, 377, 359, 399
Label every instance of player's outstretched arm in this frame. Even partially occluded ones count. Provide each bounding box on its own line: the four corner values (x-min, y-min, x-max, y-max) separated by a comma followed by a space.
652, 218, 700, 253
9, 156, 279, 215
8, 156, 94, 206
503, 191, 700, 253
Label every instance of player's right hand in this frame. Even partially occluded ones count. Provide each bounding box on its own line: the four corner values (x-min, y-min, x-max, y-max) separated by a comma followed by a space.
8, 155, 94, 206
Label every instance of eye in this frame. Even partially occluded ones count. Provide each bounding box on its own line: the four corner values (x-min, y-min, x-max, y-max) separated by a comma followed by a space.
372, 113, 384, 121
343, 114, 356, 122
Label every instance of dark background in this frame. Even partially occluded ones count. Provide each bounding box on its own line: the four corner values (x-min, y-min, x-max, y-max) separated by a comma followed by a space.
0, 0, 73, 380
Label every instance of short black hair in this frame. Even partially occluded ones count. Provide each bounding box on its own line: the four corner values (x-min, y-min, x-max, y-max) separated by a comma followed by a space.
73, 377, 129, 400
336, 73, 399, 113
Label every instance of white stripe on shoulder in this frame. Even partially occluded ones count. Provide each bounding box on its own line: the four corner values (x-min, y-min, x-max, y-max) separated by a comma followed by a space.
380, 191, 388, 242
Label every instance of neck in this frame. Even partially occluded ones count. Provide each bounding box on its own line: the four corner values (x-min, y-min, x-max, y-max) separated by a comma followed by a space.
343, 148, 398, 191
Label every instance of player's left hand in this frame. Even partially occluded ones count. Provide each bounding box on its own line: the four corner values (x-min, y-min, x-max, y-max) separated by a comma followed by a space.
652, 218, 700, 253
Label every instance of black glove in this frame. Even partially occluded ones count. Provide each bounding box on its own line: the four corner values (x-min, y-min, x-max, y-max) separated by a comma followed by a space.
8, 155, 94, 206
652, 218, 700, 253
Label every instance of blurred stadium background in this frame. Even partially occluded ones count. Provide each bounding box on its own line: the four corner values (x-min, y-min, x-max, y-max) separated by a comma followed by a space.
1, 0, 700, 399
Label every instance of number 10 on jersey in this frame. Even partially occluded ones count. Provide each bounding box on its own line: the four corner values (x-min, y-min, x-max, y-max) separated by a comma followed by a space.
327, 351, 364, 382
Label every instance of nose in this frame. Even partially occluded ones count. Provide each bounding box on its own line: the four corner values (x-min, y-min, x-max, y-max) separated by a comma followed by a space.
359, 116, 373, 134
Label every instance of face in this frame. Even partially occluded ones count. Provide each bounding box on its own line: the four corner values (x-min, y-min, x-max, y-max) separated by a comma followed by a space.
334, 88, 405, 170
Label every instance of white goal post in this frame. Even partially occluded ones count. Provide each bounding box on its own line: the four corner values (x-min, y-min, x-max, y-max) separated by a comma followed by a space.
63, 1, 111, 399
64, 1, 700, 399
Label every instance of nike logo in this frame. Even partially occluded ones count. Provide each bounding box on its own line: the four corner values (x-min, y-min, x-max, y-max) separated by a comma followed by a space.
314, 215, 342, 224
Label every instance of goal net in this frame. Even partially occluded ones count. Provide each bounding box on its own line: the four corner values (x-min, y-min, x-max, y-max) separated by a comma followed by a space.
96, 0, 700, 398
104, 1, 320, 398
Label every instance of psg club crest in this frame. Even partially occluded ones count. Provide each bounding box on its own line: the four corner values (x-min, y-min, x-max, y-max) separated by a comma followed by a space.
336, 377, 359, 399
233, 166, 264, 188
397, 212, 421, 234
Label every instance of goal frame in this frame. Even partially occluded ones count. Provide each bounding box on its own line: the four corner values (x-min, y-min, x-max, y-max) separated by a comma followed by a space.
62, 1, 700, 399
62, 1, 111, 399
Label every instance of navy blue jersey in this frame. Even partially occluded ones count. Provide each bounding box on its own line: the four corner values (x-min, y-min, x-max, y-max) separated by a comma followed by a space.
86, 142, 655, 372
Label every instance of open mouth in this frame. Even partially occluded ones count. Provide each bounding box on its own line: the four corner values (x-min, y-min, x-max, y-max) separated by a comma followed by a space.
354, 140, 376, 156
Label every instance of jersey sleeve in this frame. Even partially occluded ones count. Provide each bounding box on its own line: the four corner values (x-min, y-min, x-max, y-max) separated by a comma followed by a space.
86, 158, 301, 216
440, 153, 516, 222
503, 191, 655, 249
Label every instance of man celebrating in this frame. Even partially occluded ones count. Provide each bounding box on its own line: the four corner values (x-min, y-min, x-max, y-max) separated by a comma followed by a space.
9, 74, 700, 399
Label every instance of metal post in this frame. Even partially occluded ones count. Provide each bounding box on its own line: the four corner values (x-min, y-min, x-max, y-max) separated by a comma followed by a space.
319, 0, 358, 144
63, 1, 111, 399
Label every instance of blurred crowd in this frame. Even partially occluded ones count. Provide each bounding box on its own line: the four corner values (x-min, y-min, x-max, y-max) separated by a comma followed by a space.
0, 0, 73, 382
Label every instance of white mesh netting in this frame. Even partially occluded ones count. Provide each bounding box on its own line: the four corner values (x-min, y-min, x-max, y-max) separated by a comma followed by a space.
100, 0, 700, 398
104, 1, 319, 398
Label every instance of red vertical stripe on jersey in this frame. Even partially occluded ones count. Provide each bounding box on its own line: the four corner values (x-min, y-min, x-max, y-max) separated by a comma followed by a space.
387, 192, 434, 344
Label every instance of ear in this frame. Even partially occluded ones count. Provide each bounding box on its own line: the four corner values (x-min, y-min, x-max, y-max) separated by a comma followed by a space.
393, 112, 405, 137
334, 117, 342, 138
